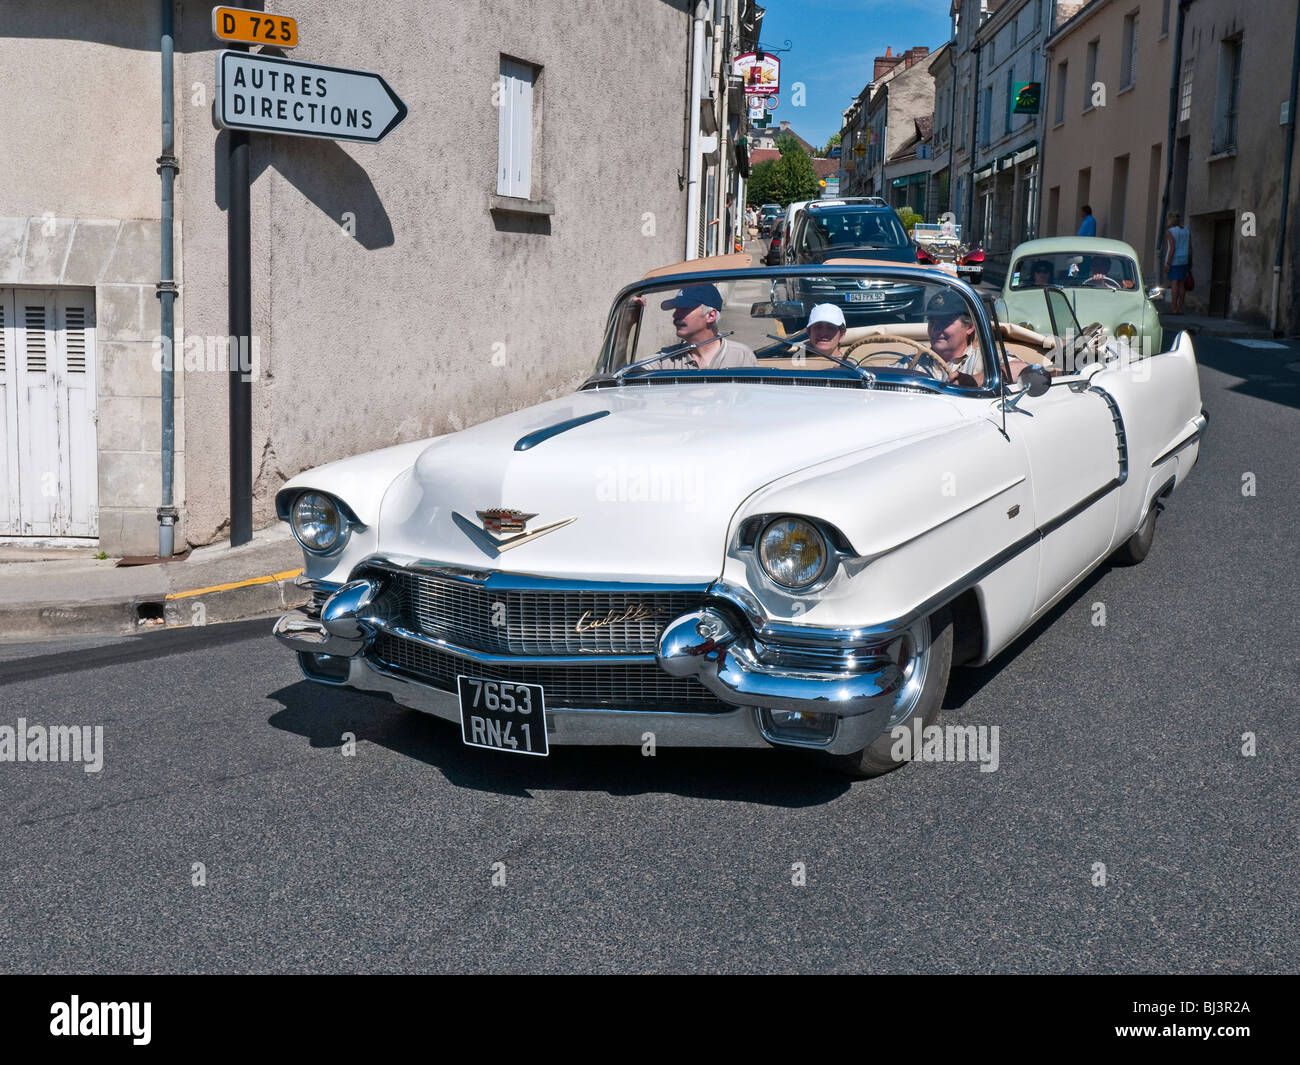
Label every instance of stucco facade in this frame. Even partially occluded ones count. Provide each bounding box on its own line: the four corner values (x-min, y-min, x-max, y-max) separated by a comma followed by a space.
1174, 0, 1300, 327
969, 0, 1051, 271
1041, 0, 1178, 281
0, 0, 727, 555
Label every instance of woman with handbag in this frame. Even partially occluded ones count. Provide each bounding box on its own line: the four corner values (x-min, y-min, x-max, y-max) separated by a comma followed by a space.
1164, 212, 1192, 314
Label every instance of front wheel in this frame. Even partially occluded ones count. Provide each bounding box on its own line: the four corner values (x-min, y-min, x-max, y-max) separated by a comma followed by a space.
826, 606, 953, 778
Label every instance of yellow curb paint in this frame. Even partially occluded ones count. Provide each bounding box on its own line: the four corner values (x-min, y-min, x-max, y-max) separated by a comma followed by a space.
166, 568, 303, 600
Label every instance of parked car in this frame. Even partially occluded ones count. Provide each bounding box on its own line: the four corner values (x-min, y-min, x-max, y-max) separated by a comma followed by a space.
780, 197, 889, 266
997, 236, 1164, 354
274, 257, 1206, 777
758, 204, 782, 236
764, 216, 785, 265
784, 200, 923, 324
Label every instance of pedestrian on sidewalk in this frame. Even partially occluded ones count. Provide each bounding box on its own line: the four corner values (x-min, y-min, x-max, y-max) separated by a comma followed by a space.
1163, 212, 1191, 315
1077, 204, 1097, 237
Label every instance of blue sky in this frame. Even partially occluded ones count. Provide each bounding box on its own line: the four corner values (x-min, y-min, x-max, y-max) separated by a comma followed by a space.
755, 0, 955, 150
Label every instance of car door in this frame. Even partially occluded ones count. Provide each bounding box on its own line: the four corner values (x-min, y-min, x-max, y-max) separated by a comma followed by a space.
998, 288, 1124, 616
1003, 379, 1122, 617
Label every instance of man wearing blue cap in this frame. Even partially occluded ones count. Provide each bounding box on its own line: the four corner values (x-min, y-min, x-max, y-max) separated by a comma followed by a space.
652, 284, 756, 370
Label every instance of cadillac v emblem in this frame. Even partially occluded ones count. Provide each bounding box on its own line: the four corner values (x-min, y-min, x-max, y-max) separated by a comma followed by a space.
477, 508, 536, 535
452, 507, 576, 554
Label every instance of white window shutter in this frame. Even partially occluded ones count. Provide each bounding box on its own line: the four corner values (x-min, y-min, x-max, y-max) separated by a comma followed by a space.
511, 64, 533, 198
497, 59, 535, 199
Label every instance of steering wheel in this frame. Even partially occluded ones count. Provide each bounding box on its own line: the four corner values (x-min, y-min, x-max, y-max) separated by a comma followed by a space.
1082, 275, 1122, 291
841, 333, 953, 378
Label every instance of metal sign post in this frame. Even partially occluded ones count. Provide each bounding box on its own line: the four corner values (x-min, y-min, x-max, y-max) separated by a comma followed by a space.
225, 39, 253, 546
210, 17, 407, 546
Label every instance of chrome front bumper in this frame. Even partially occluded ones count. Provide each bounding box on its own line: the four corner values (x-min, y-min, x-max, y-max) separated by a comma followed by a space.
273, 574, 913, 756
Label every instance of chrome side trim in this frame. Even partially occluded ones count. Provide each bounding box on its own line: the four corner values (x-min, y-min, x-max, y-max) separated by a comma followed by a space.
513, 410, 610, 451
1150, 413, 1208, 468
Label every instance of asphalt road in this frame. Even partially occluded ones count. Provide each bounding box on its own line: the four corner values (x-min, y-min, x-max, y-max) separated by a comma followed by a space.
2, 333, 1297, 974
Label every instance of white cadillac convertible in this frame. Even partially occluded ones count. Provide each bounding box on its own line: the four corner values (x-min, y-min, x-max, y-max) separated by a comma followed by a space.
273, 256, 1207, 776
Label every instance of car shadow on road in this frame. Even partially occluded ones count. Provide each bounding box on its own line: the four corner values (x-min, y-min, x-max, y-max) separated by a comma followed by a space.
265, 682, 855, 806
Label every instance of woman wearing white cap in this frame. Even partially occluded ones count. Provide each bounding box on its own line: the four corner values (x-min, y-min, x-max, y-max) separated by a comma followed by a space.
805, 303, 846, 358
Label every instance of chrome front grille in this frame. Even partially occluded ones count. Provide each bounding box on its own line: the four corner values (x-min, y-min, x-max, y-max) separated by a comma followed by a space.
371, 631, 727, 712
376, 568, 706, 656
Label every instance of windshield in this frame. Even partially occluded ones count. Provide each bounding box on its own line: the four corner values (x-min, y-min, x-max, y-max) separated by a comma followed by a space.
1010, 251, 1139, 290
596, 268, 997, 391
796, 206, 910, 261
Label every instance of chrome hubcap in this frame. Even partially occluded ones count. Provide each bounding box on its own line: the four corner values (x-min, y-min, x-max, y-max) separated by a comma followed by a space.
885, 615, 932, 730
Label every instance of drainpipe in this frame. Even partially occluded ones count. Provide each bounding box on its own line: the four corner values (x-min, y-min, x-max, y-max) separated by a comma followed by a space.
967, 42, 982, 231
1271, 1, 1300, 333
685, 1, 709, 260
1159, 0, 1194, 279
947, 43, 957, 214
157, 0, 179, 557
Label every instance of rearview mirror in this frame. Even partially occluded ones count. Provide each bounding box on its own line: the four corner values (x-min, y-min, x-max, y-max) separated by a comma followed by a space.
1146, 286, 1165, 300
751, 301, 805, 319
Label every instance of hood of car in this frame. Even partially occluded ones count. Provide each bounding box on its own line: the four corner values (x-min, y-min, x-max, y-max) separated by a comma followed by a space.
375, 384, 968, 581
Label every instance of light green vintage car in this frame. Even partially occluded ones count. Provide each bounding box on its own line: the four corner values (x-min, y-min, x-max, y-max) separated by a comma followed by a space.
997, 237, 1164, 354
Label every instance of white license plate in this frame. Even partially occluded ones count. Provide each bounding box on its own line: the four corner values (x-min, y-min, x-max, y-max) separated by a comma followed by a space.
845, 291, 887, 303
457, 675, 548, 756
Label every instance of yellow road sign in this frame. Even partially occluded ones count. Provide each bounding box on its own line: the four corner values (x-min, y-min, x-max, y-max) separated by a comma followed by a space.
212, 6, 299, 48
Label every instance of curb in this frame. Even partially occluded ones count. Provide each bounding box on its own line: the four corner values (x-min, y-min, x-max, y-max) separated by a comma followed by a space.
0, 564, 308, 642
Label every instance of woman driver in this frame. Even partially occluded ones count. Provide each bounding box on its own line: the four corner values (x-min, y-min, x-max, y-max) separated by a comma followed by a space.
924, 290, 1033, 387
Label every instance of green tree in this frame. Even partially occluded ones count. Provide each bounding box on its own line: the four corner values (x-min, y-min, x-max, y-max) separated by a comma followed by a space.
770, 143, 820, 205
746, 159, 779, 206
820, 131, 841, 157
775, 132, 802, 157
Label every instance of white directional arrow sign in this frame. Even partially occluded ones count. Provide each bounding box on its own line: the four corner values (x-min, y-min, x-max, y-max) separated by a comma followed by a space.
215, 50, 408, 143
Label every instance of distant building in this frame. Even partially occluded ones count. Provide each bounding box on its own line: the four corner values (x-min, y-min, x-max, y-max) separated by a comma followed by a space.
841, 46, 934, 198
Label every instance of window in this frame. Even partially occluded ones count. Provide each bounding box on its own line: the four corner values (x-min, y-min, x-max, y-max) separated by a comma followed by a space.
497, 57, 537, 198
1055, 60, 1068, 125
960, 88, 969, 146
1111, 153, 1130, 239
1213, 36, 1242, 152
1121, 13, 1139, 89
1006, 67, 1015, 134
1161, 0, 1172, 36
982, 85, 993, 145
1084, 39, 1099, 110
1179, 58, 1194, 121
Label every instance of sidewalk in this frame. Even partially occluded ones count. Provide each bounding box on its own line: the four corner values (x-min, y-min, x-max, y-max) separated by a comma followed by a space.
1157, 311, 1280, 340
0, 524, 308, 641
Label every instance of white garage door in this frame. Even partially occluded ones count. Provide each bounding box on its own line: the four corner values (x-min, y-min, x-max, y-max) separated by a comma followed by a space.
0, 288, 98, 537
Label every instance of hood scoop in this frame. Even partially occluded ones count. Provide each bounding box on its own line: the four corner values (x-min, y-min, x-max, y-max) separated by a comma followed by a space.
514, 410, 610, 452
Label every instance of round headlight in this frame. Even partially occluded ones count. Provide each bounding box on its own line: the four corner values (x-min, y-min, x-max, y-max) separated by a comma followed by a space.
291, 492, 347, 554
1115, 323, 1138, 340
758, 517, 828, 589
